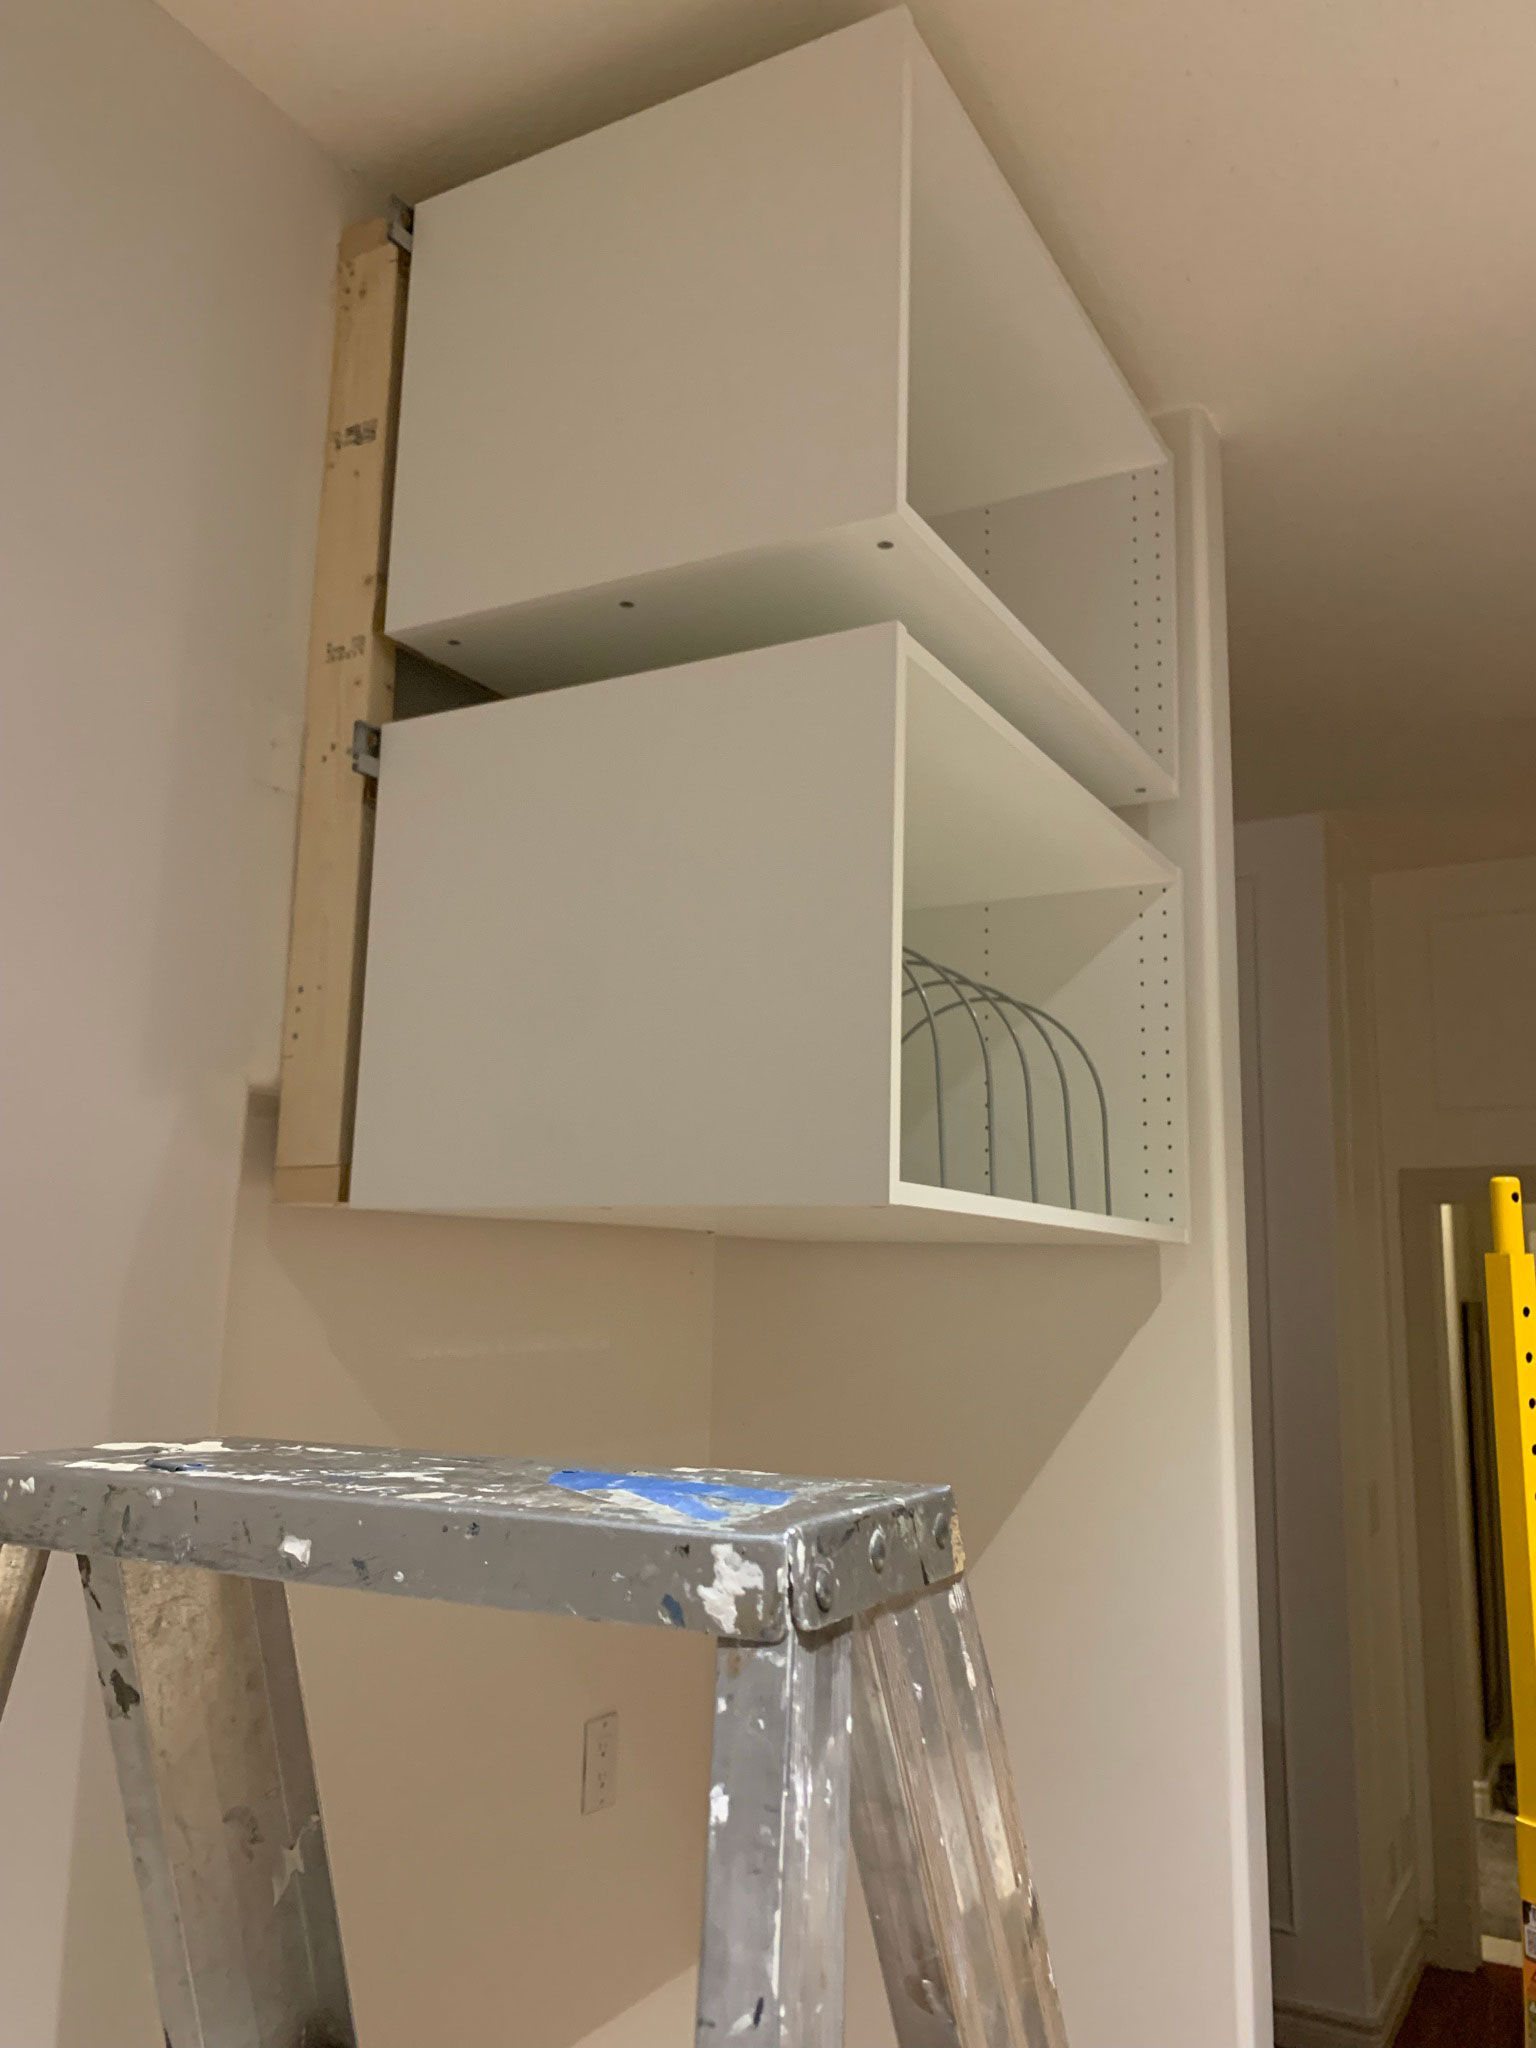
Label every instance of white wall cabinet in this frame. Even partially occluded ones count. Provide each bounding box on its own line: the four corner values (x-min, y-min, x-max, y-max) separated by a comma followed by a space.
351, 8, 1196, 1254
384, 9, 1175, 809
350, 624, 1186, 1243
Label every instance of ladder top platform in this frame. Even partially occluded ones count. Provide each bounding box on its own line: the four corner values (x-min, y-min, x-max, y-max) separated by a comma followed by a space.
0, 1438, 959, 1641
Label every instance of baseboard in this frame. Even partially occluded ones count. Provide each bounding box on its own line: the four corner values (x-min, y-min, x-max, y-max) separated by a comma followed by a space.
1274, 2007, 1392, 2048
1274, 1935, 1423, 2048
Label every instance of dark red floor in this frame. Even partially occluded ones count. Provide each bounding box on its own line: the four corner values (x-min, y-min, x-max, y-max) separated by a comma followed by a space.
1392, 1965, 1522, 2047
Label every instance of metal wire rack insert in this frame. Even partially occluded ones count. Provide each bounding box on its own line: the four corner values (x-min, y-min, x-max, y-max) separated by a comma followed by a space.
901, 946, 1112, 1213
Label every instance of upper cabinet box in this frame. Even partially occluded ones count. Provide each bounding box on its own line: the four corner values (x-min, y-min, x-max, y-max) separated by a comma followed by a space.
385, 9, 1176, 808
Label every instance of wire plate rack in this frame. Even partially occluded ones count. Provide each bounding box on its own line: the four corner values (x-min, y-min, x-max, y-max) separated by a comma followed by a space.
901, 946, 1112, 1213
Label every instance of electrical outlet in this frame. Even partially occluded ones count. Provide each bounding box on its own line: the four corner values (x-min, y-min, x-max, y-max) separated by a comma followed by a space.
582, 1710, 619, 1814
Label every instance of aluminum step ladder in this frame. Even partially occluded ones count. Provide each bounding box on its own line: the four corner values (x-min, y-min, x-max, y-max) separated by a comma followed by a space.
0, 1440, 1068, 2048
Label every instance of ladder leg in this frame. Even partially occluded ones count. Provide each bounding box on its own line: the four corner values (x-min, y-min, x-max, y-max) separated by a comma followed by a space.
0, 1545, 48, 1720
697, 1624, 852, 2048
78, 1554, 355, 2048
851, 1579, 1067, 2048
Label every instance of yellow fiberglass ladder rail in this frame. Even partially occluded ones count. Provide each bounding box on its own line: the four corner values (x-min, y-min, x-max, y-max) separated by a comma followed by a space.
1487, 1174, 1536, 2034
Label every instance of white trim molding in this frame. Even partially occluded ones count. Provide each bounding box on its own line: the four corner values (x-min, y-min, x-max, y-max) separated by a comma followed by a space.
1274, 1937, 1423, 2048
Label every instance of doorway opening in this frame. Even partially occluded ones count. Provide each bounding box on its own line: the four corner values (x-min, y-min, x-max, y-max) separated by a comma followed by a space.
1401, 1169, 1536, 1976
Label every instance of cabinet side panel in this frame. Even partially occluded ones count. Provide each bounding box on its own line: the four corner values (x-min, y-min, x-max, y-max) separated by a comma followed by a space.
387, 18, 908, 640
903, 884, 1185, 1227
932, 465, 1177, 786
350, 632, 901, 1213
906, 48, 1165, 515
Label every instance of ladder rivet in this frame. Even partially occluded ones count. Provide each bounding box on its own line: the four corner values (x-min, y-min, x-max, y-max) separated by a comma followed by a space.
932, 1512, 951, 1551
812, 1558, 836, 1612
869, 1528, 888, 1573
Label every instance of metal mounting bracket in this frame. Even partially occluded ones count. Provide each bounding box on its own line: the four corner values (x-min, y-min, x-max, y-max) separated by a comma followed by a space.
386, 197, 414, 255
349, 721, 381, 781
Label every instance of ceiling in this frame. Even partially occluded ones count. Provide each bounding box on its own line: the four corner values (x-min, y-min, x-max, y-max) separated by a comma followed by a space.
155, 0, 1536, 817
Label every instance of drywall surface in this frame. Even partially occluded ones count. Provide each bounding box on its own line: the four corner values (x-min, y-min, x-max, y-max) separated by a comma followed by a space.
708, 1237, 1160, 2042
1237, 817, 1375, 2032
571, 1965, 700, 2046
1319, 822, 1428, 2020
214, 1098, 718, 2048
0, 0, 361, 2040
1239, 804, 1536, 2043
705, 412, 1267, 2048
565, 1874, 895, 2046
706, 1165, 1244, 2045
0, 25, 1262, 2039
1337, 818, 1536, 1994
193, 413, 1258, 2048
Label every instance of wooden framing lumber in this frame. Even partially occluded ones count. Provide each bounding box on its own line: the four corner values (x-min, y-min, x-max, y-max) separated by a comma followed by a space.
274, 218, 408, 1203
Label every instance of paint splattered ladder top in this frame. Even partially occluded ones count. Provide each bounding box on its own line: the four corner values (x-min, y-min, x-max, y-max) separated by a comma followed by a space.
0, 1439, 961, 1642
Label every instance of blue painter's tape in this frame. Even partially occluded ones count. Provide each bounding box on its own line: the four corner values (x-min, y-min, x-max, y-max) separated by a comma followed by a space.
659, 1594, 685, 1627
547, 1469, 793, 1523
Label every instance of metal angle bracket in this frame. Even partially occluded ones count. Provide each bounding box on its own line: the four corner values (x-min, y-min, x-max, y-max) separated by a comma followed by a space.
349, 721, 381, 781
386, 197, 415, 255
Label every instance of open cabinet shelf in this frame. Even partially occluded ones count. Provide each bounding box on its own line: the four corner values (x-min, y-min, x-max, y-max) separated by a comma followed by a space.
349, 625, 1188, 1244
383, 9, 1176, 810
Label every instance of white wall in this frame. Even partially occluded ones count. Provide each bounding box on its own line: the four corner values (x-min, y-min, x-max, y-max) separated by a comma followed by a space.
0, 13, 1266, 2044
0, 7, 726, 2043
1329, 817, 1536, 1999
1235, 807, 1536, 2046
1237, 817, 1385, 2037
1326, 824, 1439, 2016
212, 1101, 718, 2048
706, 413, 1268, 2048
0, 0, 365, 2040
1360, 837, 1536, 1974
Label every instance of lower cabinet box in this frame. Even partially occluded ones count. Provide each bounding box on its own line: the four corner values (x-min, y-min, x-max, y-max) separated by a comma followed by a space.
350, 623, 1186, 1244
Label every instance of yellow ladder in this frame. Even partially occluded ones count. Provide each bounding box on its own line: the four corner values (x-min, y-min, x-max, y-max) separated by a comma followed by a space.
1487, 1176, 1536, 2029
